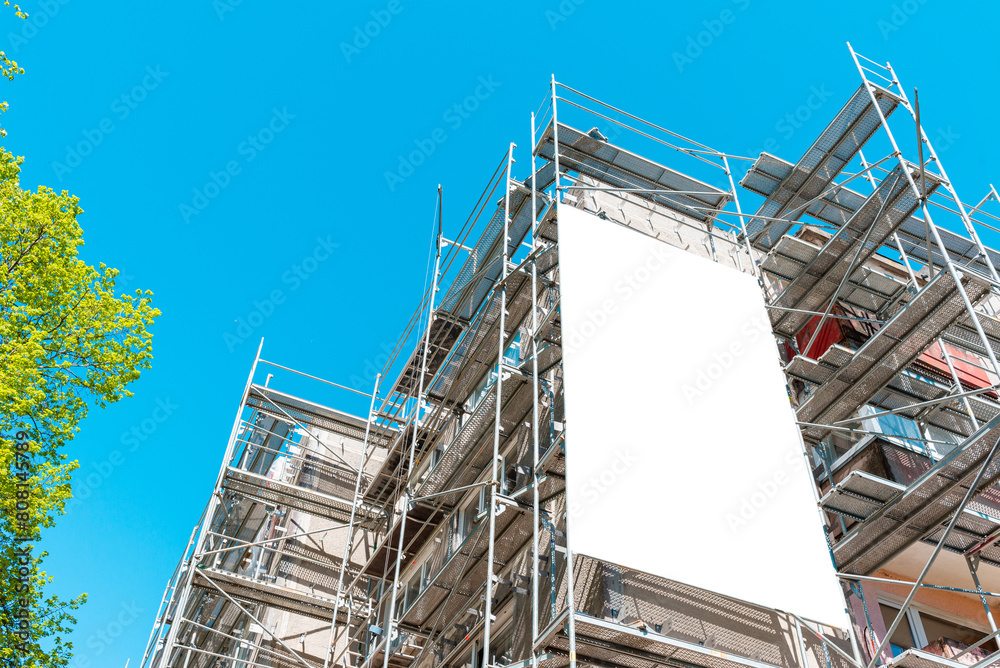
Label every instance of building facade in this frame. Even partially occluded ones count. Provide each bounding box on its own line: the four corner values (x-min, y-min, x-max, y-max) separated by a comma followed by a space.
141, 45, 1000, 668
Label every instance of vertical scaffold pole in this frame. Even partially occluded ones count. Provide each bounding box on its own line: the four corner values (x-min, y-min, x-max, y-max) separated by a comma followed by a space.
530, 111, 541, 668
551, 75, 561, 205
887, 63, 1000, 285
381, 187, 444, 668
848, 45, 1000, 383
550, 75, 577, 668
159, 338, 264, 665
721, 155, 758, 278
324, 372, 382, 668
967, 556, 998, 634
484, 142, 516, 668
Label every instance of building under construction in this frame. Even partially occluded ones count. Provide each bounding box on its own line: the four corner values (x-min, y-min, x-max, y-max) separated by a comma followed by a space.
141, 45, 1000, 668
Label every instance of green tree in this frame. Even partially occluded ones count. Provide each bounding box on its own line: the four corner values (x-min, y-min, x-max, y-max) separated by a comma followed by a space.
0, 2, 26, 138
0, 6, 160, 664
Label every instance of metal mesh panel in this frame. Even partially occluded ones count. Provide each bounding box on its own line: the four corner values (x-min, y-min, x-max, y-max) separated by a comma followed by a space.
416, 376, 527, 499
742, 84, 900, 250
430, 271, 532, 403
798, 270, 991, 444
820, 471, 904, 521
561, 615, 853, 668
741, 153, 792, 197
192, 567, 339, 621
944, 310, 1000, 362
398, 510, 533, 628
833, 416, 1000, 574
439, 187, 541, 320
771, 162, 939, 337
762, 235, 907, 318
221, 467, 368, 522
887, 649, 983, 668
534, 121, 730, 222
747, 151, 1000, 278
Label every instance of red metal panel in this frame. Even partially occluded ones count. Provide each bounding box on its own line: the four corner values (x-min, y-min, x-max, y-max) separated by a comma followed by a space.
920, 341, 991, 390
796, 311, 845, 359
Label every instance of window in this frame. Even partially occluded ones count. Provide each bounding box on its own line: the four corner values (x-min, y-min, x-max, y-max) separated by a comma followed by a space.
878, 603, 920, 656
405, 573, 420, 608
502, 461, 518, 495
454, 493, 482, 549
878, 601, 997, 657
431, 445, 445, 468
464, 335, 522, 414
488, 622, 515, 666
859, 405, 925, 454
921, 612, 997, 653
421, 561, 432, 589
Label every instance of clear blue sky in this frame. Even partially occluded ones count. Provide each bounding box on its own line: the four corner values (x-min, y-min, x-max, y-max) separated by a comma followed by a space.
3, 1, 999, 665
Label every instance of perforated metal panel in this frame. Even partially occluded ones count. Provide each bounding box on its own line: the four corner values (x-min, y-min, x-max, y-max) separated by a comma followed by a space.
886, 648, 971, 668
797, 269, 991, 445
745, 152, 1000, 279
820, 471, 904, 521
191, 567, 341, 621
762, 235, 908, 317
534, 121, 730, 223
742, 84, 901, 250
439, 186, 542, 321
833, 415, 1000, 574
222, 467, 373, 522
770, 162, 940, 338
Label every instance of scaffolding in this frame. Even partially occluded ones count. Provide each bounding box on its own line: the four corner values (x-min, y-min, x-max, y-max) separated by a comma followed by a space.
142, 44, 1000, 668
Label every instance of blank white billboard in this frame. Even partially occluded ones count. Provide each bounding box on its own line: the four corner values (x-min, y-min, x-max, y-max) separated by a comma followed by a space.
559, 203, 847, 628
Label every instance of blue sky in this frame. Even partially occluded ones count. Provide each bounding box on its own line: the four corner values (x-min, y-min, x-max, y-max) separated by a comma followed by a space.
3, 1, 1000, 665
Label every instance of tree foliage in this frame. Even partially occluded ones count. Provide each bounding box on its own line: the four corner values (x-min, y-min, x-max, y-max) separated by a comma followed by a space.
0, 145, 160, 665
0, 2, 27, 138
0, 4, 160, 661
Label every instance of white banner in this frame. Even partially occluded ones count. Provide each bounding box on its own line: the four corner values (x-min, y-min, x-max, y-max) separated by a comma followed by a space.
559, 203, 847, 627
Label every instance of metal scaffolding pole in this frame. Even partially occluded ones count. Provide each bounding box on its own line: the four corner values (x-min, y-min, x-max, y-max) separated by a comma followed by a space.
886, 60, 1000, 286
157, 339, 264, 665
864, 434, 1000, 668
140, 524, 200, 668
324, 372, 382, 668
530, 110, 542, 668
380, 188, 445, 668
483, 142, 516, 668
967, 556, 998, 634
848, 44, 1000, 383
551, 76, 578, 668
